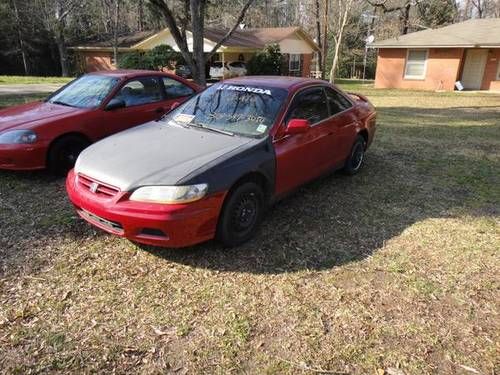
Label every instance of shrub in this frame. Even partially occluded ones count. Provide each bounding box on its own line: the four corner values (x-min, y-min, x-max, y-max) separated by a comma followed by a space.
145, 45, 184, 70
118, 51, 148, 70
247, 44, 282, 75
118, 45, 184, 71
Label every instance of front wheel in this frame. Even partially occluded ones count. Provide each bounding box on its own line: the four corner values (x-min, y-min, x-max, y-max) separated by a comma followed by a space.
216, 182, 265, 247
343, 135, 366, 175
47, 135, 89, 176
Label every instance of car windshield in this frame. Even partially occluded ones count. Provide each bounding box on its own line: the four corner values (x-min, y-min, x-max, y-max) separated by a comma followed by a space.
48, 75, 119, 108
162, 83, 287, 138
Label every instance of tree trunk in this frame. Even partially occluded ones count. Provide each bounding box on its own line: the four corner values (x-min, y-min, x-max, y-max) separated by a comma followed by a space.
321, 0, 328, 80
113, 0, 120, 67
11, 0, 29, 75
55, 26, 69, 77
329, 2, 350, 84
315, 0, 323, 75
401, 3, 411, 34
138, 0, 144, 31
190, 0, 206, 86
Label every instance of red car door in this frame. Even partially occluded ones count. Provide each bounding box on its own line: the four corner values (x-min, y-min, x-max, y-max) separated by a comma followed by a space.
324, 87, 359, 167
98, 76, 194, 138
273, 87, 332, 196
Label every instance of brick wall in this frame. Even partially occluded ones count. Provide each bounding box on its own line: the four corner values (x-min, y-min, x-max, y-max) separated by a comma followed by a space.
375, 48, 464, 91
481, 49, 500, 91
79, 52, 116, 72
301, 53, 312, 77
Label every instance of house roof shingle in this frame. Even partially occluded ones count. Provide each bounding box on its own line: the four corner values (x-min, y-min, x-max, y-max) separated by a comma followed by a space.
371, 18, 500, 48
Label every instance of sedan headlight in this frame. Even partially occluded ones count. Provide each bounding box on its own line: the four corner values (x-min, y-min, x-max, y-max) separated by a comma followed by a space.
0, 130, 37, 144
129, 184, 208, 204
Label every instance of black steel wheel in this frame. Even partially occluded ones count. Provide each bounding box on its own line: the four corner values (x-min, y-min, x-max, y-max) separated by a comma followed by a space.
216, 181, 265, 247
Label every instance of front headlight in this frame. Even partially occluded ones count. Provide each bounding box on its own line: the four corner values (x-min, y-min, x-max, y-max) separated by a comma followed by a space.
0, 130, 37, 144
129, 184, 208, 204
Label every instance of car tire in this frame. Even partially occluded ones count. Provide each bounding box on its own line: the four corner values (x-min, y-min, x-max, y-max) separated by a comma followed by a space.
47, 135, 89, 176
216, 181, 265, 247
343, 135, 366, 175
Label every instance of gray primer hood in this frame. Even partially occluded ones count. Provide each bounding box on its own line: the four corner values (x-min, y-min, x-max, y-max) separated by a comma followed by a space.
75, 121, 254, 191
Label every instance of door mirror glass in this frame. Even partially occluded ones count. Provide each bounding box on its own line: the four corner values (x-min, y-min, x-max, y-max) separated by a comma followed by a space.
105, 98, 126, 111
286, 119, 310, 135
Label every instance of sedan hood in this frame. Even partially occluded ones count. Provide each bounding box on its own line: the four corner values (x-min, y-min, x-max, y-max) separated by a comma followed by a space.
75, 121, 255, 191
0, 101, 83, 132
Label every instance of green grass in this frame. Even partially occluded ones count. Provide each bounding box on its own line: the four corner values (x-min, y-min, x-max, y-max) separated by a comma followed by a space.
0, 93, 47, 108
0, 75, 73, 85
0, 83, 499, 374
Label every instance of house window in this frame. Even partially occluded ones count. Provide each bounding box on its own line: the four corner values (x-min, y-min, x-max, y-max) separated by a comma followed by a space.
289, 54, 301, 73
404, 49, 428, 79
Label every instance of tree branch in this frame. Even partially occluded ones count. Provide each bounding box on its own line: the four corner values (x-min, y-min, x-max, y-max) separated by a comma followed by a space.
148, 0, 194, 66
206, 0, 255, 61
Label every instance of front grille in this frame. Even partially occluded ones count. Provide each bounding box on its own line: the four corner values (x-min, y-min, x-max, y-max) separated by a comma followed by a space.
77, 174, 120, 198
78, 209, 123, 233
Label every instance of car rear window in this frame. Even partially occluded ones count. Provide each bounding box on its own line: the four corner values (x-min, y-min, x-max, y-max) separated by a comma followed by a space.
162, 83, 288, 138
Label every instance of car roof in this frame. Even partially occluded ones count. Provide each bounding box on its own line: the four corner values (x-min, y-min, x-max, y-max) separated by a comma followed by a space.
88, 69, 171, 79
222, 76, 329, 90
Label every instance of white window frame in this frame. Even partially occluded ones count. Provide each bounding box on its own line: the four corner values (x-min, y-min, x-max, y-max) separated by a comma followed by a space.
404, 49, 428, 80
289, 54, 301, 72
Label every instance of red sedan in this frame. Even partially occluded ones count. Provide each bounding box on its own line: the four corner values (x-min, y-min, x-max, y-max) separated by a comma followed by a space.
67, 76, 377, 248
0, 70, 200, 174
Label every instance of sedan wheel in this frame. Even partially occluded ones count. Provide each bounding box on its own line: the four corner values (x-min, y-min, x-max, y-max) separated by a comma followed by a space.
343, 135, 366, 175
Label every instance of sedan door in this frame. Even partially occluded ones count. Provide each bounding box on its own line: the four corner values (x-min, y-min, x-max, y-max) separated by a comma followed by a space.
273, 87, 332, 195
97, 76, 168, 138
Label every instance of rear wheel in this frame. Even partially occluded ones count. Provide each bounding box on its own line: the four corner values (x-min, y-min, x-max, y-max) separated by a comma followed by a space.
47, 135, 89, 176
343, 135, 366, 175
216, 182, 265, 247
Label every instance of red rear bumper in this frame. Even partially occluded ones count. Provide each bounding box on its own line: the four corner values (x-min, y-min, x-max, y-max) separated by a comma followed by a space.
66, 169, 226, 248
0, 143, 47, 170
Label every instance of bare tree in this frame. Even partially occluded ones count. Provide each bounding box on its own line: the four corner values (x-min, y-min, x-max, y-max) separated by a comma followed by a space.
39, 0, 80, 76
471, 0, 484, 17
329, 0, 355, 83
366, 0, 423, 34
149, 0, 255, 86
11, 0, 29, 75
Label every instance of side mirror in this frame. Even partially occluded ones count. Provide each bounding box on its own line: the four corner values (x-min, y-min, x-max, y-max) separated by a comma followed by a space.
286, 119, 311, 135
105, 98, 126, 111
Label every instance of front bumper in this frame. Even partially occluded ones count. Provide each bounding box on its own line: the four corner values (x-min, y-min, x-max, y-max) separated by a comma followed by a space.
66, 169, 226, 248
0, 143, 47, 170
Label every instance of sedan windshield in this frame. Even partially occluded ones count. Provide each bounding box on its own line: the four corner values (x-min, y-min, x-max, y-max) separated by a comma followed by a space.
163, 83, 287, 138
48, 75, 119, 108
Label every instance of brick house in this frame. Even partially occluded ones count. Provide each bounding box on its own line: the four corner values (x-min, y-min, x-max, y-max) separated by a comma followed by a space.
71, 27, 320, 78
372, 18, 500, 91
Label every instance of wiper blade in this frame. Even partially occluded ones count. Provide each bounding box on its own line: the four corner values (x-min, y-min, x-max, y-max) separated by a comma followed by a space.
51, 100, 74, 107
190, 123, 234, 136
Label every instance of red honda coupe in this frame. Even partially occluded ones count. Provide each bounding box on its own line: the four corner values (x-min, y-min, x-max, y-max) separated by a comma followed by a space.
0, 70, 200, 174
67, 76, 377, 248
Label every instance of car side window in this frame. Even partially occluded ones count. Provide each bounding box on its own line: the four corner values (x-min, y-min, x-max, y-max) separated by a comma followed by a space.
325, 87, 352, 116
286, 87, 329, 125
115, 77, 162, 107
162, 77, 194, 99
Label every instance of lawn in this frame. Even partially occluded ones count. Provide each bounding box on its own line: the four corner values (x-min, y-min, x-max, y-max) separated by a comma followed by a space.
0, 93, 47, 108
0, 83, 498, 374
0, 75, 73, 85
